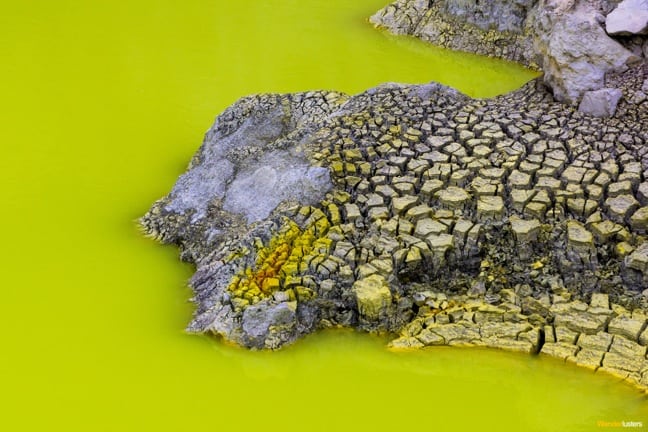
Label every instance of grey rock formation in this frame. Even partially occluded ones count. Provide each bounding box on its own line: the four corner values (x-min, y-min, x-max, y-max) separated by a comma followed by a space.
440, 0, 536, 32
241, 301, 297, 348
370, 0, 537, 66
222, 152, 331, 224
370, 0, 646, 105
163, 93, 343, 225
144, 91, 348, 264
578, 88, 623, 117
606, 0, 648, 35
530, 0, 638, 104
141, 91, 351, 348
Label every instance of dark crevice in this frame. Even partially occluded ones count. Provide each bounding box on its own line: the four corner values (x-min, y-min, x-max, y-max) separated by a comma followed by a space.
534, 326, 546, 355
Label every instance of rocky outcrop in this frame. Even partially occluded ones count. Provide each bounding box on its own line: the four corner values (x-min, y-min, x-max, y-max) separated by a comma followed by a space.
370, 0, 537, 66
440, 0, 536, 32
529, 0, 639, 105
144, 91, 348, 263
369, 0, 646, 107
143, 63, 647, 360
166, 92, 345, 224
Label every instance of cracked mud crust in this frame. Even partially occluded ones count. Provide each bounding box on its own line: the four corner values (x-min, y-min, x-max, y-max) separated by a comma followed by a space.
142, 63, 648, 391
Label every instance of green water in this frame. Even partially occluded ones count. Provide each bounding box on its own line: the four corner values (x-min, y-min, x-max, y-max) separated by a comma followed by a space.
1, 0, 645, 430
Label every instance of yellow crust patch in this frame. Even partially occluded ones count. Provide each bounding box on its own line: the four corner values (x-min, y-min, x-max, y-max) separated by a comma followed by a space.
227, 210, 331, 305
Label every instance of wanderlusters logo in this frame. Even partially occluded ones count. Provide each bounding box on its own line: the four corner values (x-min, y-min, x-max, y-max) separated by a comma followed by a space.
597, 420, 644, 428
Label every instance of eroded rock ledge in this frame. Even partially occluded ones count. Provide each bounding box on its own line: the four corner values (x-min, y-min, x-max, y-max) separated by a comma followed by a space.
391, 291, 648, 390
143, 63, 647, 390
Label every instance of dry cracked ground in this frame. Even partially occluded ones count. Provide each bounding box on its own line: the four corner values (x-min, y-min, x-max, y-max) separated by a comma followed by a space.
142, 63, 648, 390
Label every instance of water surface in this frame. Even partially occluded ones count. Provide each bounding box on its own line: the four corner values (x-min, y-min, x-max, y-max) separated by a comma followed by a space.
1, 0, 645, 431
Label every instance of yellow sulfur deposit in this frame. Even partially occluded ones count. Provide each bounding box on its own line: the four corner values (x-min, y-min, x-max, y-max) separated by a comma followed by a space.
227, 211, 332, 304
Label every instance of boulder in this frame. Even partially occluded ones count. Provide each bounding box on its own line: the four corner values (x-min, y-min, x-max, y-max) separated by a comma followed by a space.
352, 275, 392, 320
242, 301, 297, 348
162, 93, 341, 224
521, 0, 638, 104
605, 0, 648, 35
578, 88, 623, 117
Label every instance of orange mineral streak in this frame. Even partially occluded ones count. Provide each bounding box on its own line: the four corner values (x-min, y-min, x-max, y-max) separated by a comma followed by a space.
226, 215, 331, 304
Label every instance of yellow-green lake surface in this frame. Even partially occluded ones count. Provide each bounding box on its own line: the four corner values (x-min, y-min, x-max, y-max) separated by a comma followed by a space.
1, 1, 646, 430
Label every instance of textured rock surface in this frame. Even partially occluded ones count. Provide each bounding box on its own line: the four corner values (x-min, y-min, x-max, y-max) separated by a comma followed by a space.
161, 93, 344, 225
606, 0, 648, 36
578, 88, 623, 117
143, 63, 647, 364
390, 291, 648, 391
370, 0, 645, 105
530, 0, 639, 104
440, 0, 536, 32
370, 0, 537, 66
353, 275, 393, 320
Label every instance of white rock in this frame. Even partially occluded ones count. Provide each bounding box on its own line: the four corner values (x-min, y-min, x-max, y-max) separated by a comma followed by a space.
578, 88, 623, 117
529, 0, 638, 104
606, 0, 648, 36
